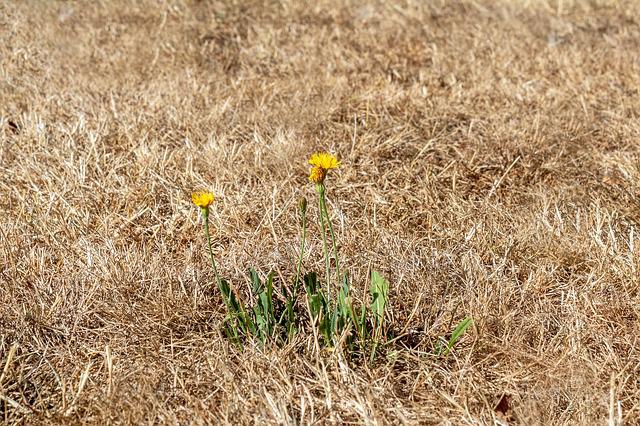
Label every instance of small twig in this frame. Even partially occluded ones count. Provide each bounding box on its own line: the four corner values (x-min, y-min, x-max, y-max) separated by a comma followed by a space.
486, 156, 520, 200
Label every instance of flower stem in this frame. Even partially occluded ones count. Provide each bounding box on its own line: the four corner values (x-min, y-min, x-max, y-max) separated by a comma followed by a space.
202, 209, 222, 290
316, 184, 332, 304
294, 202, 307, 297
319, 188, 340, 281
285, 199, 307, 340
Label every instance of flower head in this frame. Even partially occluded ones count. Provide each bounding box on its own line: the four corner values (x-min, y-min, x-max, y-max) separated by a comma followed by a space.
308, 152, 340, 184
309, 166, 327, 184
308, 152, 340, 170
192, 191, 215, 209
298, 197, 308, 215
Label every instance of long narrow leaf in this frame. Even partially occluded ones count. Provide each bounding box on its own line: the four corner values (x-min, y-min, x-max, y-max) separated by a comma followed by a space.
444, 317, 473, 356
369, 271, 389, 336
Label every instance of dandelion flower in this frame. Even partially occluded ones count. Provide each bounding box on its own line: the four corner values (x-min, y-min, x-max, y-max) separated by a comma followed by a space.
192, 191, 215, 209
308, 152, 340, 170
308, 152, 340, 184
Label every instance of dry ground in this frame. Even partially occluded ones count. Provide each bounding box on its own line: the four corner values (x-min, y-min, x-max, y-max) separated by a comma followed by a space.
1, 0, 640, 424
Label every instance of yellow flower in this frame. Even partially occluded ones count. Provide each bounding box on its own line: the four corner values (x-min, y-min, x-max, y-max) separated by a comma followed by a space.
309, 166, 327, 184
192, 191, 215, 209
308, 152, 340, 184
308, 152, 340, 170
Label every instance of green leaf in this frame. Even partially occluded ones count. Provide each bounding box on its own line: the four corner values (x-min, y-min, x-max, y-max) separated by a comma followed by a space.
304, 272, 318, 295
246, 270, 277, 342
369, 271, 389, 329
249, 268, 263, 294
444, 317, 473, 356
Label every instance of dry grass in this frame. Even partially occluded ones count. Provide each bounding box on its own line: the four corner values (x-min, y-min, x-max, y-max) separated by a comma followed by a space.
2, 0, 640, 424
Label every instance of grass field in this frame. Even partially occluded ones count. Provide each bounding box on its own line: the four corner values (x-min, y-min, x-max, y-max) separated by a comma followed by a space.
2, 0, 640, 424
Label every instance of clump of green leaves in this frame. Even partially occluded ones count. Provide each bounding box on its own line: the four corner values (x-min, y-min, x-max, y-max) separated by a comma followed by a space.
304, 270, 390, 360
219, 269, 303, 345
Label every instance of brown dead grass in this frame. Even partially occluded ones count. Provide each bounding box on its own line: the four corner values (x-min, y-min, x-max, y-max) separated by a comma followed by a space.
2, 0, 640, 424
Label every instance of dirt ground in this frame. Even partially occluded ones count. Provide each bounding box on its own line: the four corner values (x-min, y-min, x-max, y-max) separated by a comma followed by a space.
1, 0, 640, 424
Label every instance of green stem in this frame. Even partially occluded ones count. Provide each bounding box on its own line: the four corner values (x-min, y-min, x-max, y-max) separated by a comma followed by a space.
203, 209, 222, 290
202, 208, 250, 342
319, 188, 340, 281
316, 184, 332, 305
294, 206, 306, 297
285, 201, 307, 339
